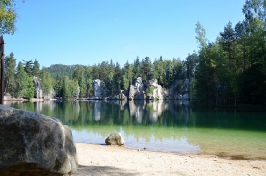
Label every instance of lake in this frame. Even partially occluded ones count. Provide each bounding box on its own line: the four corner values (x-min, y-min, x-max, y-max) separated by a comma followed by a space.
6, 100, 266, 159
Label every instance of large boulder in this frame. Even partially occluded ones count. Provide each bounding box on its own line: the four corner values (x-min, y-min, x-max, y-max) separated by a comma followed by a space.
105, 132, 125, 146
0, 105, 78, 176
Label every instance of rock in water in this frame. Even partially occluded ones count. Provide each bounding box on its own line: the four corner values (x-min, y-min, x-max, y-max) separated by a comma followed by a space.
0, 105, 78, 176
105, 132, 125, 146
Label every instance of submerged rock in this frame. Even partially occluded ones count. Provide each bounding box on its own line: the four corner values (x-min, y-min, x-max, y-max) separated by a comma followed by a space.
0, 105, 78, 176
105, 132, 125, 146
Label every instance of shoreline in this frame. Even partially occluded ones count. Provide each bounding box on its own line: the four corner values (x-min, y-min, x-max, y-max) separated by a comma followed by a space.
73, 143, 266, 176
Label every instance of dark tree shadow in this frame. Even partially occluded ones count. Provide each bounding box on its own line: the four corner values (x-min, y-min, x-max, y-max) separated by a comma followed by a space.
72, 164, 139, 176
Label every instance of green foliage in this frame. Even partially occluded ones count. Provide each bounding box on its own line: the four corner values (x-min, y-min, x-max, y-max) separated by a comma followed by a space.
14, 62, 34, 99
3, 0, 266, 105
32, 59, 40, 77
4, 52, 16, 93
47, 64, 77, 79
40, 68, 53, 96
122, 75, 129, 91
194, 0, 266, 105
24, 76, 34, 99
63, 76, 71, 99
0, 0, 17, 35
72, 66, 86, 97
146, 86, 156, 96
23, 60, 33, 76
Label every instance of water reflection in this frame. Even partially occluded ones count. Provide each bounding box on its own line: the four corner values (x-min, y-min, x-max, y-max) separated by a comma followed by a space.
6, 100, 266, 131
6, 100, 266, 158
93, 101, 101, 121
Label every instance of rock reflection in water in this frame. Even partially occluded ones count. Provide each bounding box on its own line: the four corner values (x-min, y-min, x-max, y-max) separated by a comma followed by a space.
93, 101, 101, 121
129, 100, 145, 123
147, 100, 167, 123
7, 100, 266, 158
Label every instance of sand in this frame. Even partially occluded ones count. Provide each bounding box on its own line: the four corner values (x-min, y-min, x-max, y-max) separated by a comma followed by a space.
73, 143, 266, 176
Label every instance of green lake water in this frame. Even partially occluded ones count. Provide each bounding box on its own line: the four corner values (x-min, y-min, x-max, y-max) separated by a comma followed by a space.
6, 100, 266, 159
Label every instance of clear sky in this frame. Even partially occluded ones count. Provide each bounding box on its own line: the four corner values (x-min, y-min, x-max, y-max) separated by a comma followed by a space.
4, 0, 245, 68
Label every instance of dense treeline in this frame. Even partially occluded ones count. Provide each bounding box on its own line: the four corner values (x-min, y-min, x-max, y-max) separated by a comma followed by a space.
4, 0, 266, 105
4, 53, 192, 100
48, 56, 193, 99
194, 0, 266, 105
4, 53, 53, 99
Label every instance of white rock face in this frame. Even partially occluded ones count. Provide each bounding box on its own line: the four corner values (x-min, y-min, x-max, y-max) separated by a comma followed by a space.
33, 76, 43, 99
93, 79, 102, 97
129, 77, 145, 100
146, 79, 165, 100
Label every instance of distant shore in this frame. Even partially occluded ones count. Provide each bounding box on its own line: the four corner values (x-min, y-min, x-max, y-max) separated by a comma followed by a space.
73, 143, 266, 176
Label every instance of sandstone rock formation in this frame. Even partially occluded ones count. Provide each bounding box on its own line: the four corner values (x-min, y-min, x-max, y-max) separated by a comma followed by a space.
93, 79, 102, 97
33, 76, 43, 99
129, 77, 146, 100
129, 78, 168, 100
105, 132, 125, 146
0, 105, 78, 176
146, 79, 166, 100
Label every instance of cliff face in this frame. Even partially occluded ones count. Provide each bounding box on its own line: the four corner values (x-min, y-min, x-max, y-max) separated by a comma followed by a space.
129, 77, 190, 100
146, 79, 167, 100
33, 76, 55, 100
93, 79, 102, 97
129, 77, 145, 100
33, 76, 43, 99
91, 77, 190, 100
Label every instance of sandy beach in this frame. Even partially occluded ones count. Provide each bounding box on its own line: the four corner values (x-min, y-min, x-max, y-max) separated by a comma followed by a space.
73, 143, 266, 176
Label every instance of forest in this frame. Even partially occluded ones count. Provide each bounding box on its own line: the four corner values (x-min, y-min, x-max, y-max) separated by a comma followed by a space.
3, 0, 266, 105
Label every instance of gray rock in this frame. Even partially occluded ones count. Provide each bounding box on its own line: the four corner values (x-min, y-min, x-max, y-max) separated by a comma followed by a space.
93, 79, 102, 97
33, 76, 43, 99
0, 105, 78, 176
129, 85, 136, 100
105, 132, 125, 146
44, 88, 56, 100
146, 79, 165, 100
129, 77, 145, 100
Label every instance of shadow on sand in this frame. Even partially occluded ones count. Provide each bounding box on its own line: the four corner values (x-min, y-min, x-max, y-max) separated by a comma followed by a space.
72, 164, 139, 176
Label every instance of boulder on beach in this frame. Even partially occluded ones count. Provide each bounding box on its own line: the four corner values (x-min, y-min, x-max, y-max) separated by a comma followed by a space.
0, 105, 78, 176
105, 132, 125, 146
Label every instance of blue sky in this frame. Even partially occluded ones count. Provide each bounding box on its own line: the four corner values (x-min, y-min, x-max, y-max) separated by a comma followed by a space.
4, 0, 245, 68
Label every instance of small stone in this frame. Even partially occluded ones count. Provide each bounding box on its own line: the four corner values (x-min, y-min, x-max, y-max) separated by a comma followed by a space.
105, 132, 125, 146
